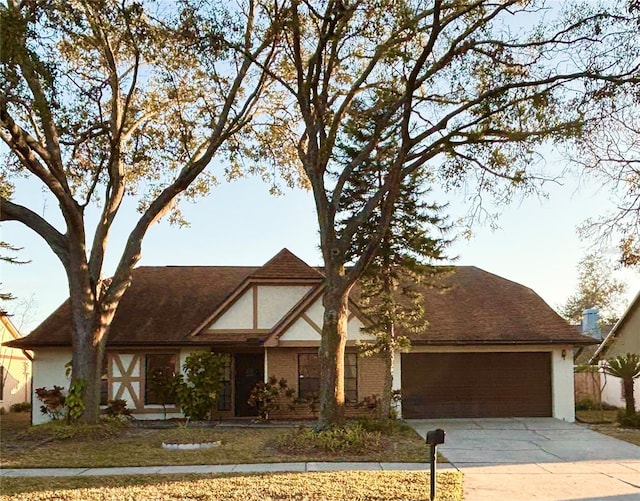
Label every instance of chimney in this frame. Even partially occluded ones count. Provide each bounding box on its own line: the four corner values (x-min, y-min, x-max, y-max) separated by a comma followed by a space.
581, 308, 601, 339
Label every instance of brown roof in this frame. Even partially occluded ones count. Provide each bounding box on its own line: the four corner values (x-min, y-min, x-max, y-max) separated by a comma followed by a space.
9, 265, 257, 348
392, 267, 594, 345
5, 255, 594, 349
250, 248, 324, 280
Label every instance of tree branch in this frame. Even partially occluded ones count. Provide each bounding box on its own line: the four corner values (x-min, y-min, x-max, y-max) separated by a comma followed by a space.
0, 197, 69, 267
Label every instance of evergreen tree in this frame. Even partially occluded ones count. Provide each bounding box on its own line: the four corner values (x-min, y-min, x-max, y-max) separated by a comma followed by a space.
0, 241, 29, 314
339, 115, 452, 419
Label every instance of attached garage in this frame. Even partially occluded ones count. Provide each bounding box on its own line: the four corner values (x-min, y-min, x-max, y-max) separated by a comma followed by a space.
401, 352, 552, 419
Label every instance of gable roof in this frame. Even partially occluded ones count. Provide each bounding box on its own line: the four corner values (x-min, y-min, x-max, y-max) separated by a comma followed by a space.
590, 289, 640, 362
5, 253, 594, 349
381, 266, 595, 345
250, 248, 324, 280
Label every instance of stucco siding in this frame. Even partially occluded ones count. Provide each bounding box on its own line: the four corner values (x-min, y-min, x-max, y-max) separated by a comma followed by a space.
0, 317, 31, 410
208, 290, 253, 330
257, 286, 313, 328
607, 307, 640, 358
31, 348, 71, 425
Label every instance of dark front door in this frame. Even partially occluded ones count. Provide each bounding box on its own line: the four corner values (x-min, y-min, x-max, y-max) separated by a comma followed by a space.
234, 353, 264, 417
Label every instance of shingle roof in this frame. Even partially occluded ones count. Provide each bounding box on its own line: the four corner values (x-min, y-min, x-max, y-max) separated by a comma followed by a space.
10, 265, 257, 348
250, 248, 324, 280
6, 254, 594, 349
382, 266, 595, 345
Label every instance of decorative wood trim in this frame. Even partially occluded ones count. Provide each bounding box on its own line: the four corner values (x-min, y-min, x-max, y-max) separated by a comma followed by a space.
263, 285, 325, 347
188, 278, 323, 337
277, 340, 363, 347
301, 313, 322, 334
133, 407, 181, 415
0, 354, 30, 362
111, 354, 143, 410
253, 286, 258, 330
203, 329, 271, 334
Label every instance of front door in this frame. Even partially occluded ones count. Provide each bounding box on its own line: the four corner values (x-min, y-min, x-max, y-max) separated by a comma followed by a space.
234, 353, 264, 417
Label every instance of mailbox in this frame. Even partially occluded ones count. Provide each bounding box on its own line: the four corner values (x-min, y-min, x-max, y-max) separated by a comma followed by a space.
425, 429, 445, 501
426, 428, 445, 446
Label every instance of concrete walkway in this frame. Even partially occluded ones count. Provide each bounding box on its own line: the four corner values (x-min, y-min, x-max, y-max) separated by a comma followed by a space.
408, 418, 640, 501
0, 461, 452, 477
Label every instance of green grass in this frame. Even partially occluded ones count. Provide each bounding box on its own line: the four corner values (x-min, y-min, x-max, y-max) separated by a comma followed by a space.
0, 414, 431, 468
575, 409, 618, 424
0, 471, 464, 500
575, 409, 640, 446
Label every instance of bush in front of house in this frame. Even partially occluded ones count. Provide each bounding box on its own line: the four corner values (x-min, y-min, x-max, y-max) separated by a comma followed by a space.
276, 422, 384, 454
247, 376, 295, 420
35, 386, 66, 420
173, 352, 227, 421
617, 411, 640, 428
105, 399, 132, 418
9, 402, 31, 413
575, 397, 598, 411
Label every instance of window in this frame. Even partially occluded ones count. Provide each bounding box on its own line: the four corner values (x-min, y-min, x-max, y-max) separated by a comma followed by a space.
298, 353, 358, 403
145, 353, 177, 405
217, 354, 232, 411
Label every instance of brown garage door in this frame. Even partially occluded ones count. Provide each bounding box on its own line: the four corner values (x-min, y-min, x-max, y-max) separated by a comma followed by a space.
401, 352, 552, 418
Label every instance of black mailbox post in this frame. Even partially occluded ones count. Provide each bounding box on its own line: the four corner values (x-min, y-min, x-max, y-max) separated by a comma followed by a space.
425, 429, 445, 501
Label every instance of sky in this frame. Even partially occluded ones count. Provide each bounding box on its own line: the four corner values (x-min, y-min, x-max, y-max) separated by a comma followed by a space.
1, 156, 637, 334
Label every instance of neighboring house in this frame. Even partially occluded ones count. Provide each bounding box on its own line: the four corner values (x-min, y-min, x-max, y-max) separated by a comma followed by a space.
589, 290, 640, 409
0, 314, 32, 411
5, 249, 594, 425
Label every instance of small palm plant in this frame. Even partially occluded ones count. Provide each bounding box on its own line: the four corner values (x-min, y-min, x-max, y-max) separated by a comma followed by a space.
603, 353, 640, 417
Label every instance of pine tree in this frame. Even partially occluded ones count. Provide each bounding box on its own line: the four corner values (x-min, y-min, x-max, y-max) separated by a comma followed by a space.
339, 115, 452, 419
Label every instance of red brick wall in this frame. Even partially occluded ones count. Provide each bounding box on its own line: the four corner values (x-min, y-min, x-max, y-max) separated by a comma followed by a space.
265, 347, 387, 420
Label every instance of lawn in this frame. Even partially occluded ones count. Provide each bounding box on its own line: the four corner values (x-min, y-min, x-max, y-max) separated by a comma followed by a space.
575, 409, 640, 447
0, 471, 464, 500
0, 413, 432, 468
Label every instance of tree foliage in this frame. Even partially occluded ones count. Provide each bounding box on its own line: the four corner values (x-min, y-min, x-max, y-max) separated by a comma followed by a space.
260, 0, 639, 427
0, 0, 294, 422
574, 1, 640, 268
0, 240, 29, 313
604, 353, 640, 417
173, 352, 227, 422
560, 253, 627, 324
339, 114, 453, 419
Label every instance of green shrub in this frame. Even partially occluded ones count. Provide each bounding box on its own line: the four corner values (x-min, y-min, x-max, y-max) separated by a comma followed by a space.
617, 411, 640, 428
277, 422, 384, 454
10, 402, 31, 413
65, 379, 87, 423
35, 386, 66, 420
575, 398, 598, 411
355, 416, 413, 436
174, 352, 227, 421
0, 407, 5, 415
104, 399, 132, 417
248, 376, 295, 420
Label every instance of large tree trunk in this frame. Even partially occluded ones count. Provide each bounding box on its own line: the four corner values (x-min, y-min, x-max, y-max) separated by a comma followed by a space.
66, 249, 116, 424
317, 283, 351, 430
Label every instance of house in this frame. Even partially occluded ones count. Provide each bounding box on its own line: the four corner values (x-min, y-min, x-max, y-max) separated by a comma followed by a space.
0, 314, 32, 411
589, 290, 640, 409
5, 249, 595, 425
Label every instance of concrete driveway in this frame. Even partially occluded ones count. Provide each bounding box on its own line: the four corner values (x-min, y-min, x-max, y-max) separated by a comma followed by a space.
408, 418, 640, 501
